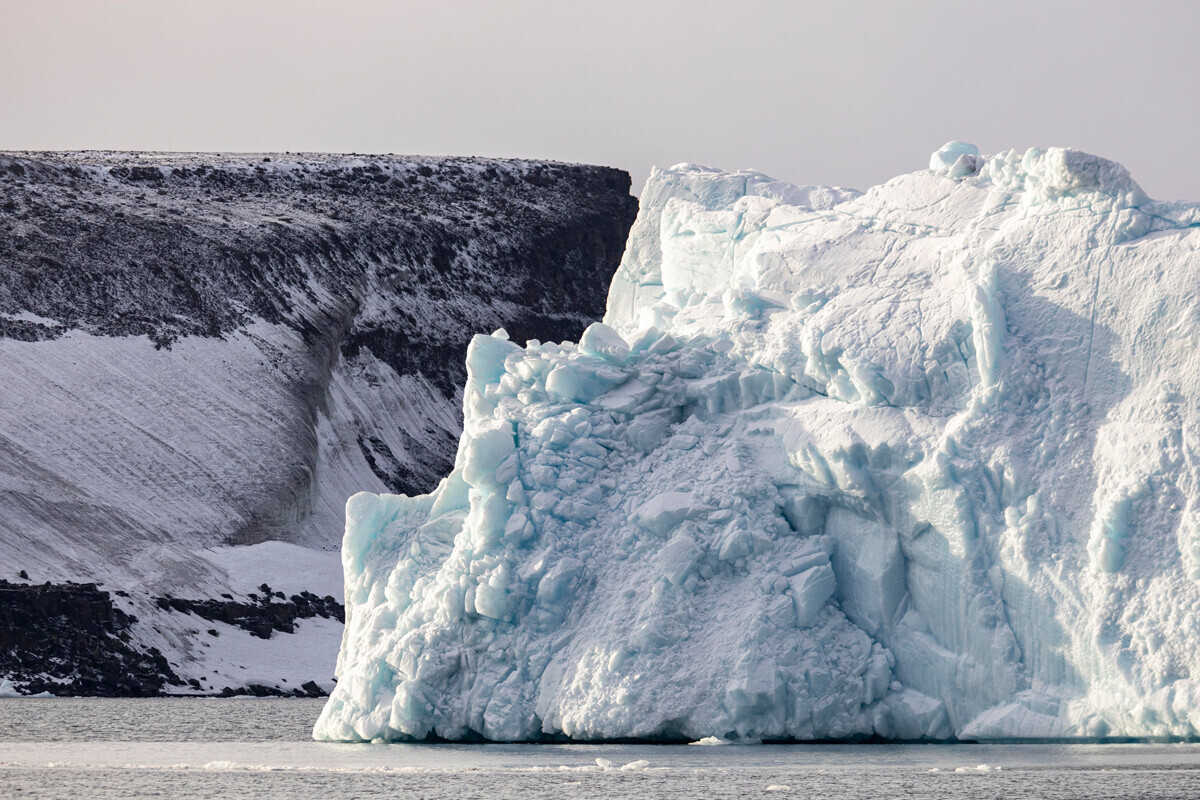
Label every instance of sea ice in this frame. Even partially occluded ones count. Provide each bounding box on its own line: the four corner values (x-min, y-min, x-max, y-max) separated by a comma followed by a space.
316, 144, 1200, 742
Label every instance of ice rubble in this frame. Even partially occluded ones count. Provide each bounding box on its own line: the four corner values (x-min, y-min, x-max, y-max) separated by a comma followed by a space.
315, 144, 1200, 742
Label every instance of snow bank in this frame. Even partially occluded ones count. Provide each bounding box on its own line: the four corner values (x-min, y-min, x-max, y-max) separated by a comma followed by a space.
315, 143, 1200, 742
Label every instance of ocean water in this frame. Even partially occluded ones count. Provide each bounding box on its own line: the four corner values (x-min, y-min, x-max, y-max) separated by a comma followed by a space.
1, 698, 1199, 799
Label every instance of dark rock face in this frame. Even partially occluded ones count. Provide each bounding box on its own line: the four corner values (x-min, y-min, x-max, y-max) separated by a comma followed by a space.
0, 152, 637, 497
0, 155, 634, 351
155, 588, 344, 640
0, 152, 637, 695
0, 580, 178, 696
219, 681, 327, 698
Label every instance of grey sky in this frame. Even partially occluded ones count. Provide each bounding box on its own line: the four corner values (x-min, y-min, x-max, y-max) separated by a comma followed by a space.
2, 0, 1197, 200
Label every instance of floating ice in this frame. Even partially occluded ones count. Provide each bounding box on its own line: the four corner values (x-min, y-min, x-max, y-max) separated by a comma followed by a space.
689, 736, 730, 746
316, 144, 1200, 742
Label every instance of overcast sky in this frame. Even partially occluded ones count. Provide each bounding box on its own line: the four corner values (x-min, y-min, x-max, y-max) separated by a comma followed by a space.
2, 1, 1197, 200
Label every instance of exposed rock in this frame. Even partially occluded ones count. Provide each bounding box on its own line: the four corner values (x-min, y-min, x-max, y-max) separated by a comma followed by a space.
0, 580, 178, 696
154, 591, 344, 639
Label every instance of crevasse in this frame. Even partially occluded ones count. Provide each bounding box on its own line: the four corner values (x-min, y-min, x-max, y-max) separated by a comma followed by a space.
314, 143, 1200, 742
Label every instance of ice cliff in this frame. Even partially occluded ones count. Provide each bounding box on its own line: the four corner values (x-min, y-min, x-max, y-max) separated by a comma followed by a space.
316, 143, 1200, 742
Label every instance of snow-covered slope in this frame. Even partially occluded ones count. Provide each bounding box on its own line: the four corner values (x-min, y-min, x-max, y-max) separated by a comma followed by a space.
0, 152, 636, 695
316, 143, 1200, 742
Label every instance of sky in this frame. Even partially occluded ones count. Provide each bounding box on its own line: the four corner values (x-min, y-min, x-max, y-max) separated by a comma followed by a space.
2, 0, 1198, 200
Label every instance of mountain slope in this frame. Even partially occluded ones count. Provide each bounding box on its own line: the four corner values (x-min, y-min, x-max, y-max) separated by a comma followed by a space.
0, 151, 637, 694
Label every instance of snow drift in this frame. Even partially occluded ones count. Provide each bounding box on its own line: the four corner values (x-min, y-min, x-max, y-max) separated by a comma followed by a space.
315, 143, 1200, 742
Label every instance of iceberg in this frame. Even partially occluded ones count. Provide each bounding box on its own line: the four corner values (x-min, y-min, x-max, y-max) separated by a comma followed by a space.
315, 144, 1200, 742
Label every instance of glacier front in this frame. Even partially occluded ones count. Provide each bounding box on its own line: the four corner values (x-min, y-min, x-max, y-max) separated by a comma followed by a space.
315, 143, 1200, 742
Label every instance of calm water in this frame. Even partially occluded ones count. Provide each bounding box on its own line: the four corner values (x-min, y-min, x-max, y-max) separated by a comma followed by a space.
2, 698, 1200, 799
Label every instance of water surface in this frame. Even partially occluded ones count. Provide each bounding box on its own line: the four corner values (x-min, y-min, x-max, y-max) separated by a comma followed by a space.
2, 698, 1198, 799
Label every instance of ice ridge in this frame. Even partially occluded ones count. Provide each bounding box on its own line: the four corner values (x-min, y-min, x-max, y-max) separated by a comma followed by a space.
315, 143, 1200, 742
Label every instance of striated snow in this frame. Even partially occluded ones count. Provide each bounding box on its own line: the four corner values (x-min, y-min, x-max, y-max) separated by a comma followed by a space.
0, 152, 635, 694
163, 615, 344, 697
316, 142, 1200, 742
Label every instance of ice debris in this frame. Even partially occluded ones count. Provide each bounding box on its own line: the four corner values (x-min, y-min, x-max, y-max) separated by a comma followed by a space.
316, 144, 1200, 742
929, 141, 980, 177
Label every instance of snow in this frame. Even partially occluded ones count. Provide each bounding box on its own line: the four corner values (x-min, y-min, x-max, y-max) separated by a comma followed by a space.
168, 616, 342, 696
201, 542, 343, 601
0, 310, 61, 327
0, 679, 52, 698
316, 144, 1200, 742
0, 322, 396, 596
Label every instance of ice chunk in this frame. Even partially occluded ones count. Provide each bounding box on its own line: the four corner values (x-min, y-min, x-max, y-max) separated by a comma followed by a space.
827, 509, 905, 635
624, 409, 675, 453
635, 491, 705, 536
537, 557, 584, 606
579, 322, 631, 364
462, 422, 516, 490
788, 564, 836, 627
689, 735, 730, 745
466, 331, 521, 387
725, 656, 784, 718
960, 702, 1064, 740
545, 365, 587, 402
929, 141, 980, 177
658, 535, 702, 585
474, 564, 515, 620
885, 688, 952, 740
1089, 492, 1135, 573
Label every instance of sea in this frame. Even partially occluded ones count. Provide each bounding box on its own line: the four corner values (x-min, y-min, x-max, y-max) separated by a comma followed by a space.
1, 697, 1199, 799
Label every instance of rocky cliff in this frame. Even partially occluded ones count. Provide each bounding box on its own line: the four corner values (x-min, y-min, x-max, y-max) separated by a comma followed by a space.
0, 151, 637, 695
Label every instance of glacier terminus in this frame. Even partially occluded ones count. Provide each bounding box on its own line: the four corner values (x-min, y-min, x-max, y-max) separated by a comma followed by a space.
314, 143, 1200, 742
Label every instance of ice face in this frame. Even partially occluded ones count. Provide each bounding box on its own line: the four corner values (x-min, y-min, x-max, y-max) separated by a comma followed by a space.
315, 144, 1200, 742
